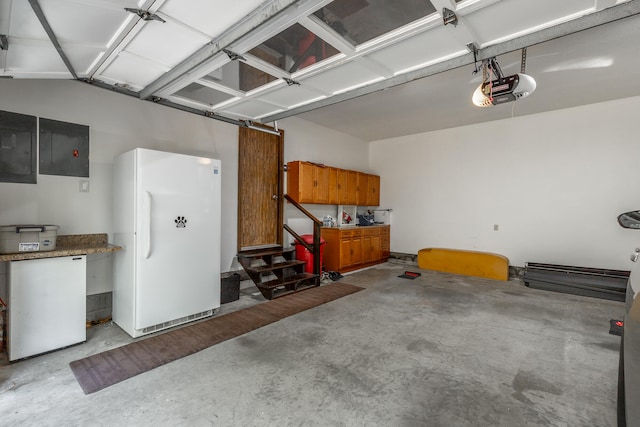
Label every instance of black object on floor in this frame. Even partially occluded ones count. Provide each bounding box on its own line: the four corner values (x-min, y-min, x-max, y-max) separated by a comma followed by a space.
398, 271, 421, 279
70, 282, 364, 394
328, 271, 343, 281
523, 262, 629, 301
221, 273, 241, 303
610, 319, 624, 336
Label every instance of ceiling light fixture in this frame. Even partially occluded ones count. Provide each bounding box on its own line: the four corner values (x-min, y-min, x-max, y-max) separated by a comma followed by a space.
472, 48, 536, 107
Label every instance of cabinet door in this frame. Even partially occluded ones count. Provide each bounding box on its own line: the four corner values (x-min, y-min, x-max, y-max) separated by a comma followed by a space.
335, 169, 348, 204
381, 227, 390, 259
361, 234, 373, 263
371, 234, 382, 261
351, 235, 362, 265
328, 167, 339, 205
287, 161, 315, 203
345, 170, 358, 205
321, 228, 340, 272
314, 165, 329, 204
367, 175, 380, 207
339, 237, 353, 268
356, 173, 368, 206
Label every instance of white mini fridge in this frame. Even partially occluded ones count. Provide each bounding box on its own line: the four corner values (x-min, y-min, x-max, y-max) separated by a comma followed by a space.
8, 256, 86, 361
112, 148, 221, 338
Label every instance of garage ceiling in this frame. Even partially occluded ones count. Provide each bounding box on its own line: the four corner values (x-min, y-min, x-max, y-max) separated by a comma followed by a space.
1, 0, 639, 140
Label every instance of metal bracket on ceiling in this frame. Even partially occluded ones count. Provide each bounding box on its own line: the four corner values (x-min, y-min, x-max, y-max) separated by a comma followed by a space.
0, 35, 8, 50
283, 77, 300, 86
442, 8, 458, 27
124, 8, 166, 23
223, 49, 245, 61
521, 47, 528, 73
467, 42, 480, 74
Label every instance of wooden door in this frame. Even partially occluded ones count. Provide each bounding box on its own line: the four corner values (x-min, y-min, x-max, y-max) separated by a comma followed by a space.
238, 127, 283, 250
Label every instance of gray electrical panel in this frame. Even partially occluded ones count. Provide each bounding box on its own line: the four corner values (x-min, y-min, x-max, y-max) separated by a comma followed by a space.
39, 118, 89, 177
0, 110, 38, 184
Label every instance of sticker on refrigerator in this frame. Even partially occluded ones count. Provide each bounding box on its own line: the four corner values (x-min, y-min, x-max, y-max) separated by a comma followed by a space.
174, 216, 187, 228
213, 168, 219, 175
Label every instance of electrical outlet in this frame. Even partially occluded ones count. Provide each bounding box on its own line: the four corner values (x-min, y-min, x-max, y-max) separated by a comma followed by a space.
79, 179, 90, 192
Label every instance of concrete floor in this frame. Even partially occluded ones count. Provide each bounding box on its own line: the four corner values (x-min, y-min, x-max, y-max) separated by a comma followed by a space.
0, 262, 624, 426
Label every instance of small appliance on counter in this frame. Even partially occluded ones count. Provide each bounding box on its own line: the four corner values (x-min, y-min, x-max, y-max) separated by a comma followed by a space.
0, 225, 59, 254
374, 209, 392, 225
358, 212, 375, 226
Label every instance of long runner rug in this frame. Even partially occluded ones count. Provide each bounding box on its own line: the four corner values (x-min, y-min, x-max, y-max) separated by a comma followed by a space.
70, 282, 363, 394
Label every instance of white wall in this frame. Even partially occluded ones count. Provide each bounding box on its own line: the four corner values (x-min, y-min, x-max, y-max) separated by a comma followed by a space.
280, 116, 371, 238
0, 79, 368, 297
371, 95, 640, 270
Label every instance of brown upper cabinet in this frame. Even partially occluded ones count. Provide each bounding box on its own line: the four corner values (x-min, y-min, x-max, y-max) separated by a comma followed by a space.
287, 161, 380, 206
287, 161, 329, 204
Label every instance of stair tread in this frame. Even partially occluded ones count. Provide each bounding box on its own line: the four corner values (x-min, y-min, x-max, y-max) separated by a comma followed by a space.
238, 246, 294, 258
270, 281, 319, 298
244, 260, 306, 273
258, 272, 318, 290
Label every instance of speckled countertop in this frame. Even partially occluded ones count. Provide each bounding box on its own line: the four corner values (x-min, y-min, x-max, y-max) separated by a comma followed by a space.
0, 233, 121, 261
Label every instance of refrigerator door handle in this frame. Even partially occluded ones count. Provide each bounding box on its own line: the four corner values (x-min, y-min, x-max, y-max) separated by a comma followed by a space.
145, 190, 152, 259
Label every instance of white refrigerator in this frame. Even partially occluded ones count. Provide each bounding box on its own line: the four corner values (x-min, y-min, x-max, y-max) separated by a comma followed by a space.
112, 148, 221, 338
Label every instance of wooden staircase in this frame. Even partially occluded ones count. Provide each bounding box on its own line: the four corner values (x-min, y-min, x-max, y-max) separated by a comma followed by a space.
237, 246, 320, 300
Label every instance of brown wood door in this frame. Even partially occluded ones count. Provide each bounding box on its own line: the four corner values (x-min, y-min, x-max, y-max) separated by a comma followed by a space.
238, 127, 283, 251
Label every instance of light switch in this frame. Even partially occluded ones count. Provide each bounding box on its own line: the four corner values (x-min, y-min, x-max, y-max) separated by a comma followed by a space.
79, 179, 90, 192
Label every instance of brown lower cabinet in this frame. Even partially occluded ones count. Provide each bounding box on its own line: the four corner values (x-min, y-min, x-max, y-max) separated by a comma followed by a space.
321, 225, 390, 273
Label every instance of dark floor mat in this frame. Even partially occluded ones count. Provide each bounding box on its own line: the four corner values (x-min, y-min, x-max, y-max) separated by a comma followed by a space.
70, 282, 363, 394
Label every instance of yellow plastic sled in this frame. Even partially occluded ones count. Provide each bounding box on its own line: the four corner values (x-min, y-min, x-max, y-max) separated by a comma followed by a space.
417, 248, 509, 281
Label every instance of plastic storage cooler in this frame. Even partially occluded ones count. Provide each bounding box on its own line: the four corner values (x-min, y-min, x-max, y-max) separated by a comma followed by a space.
295, 234, 325, 273
0, 225, 59, 254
